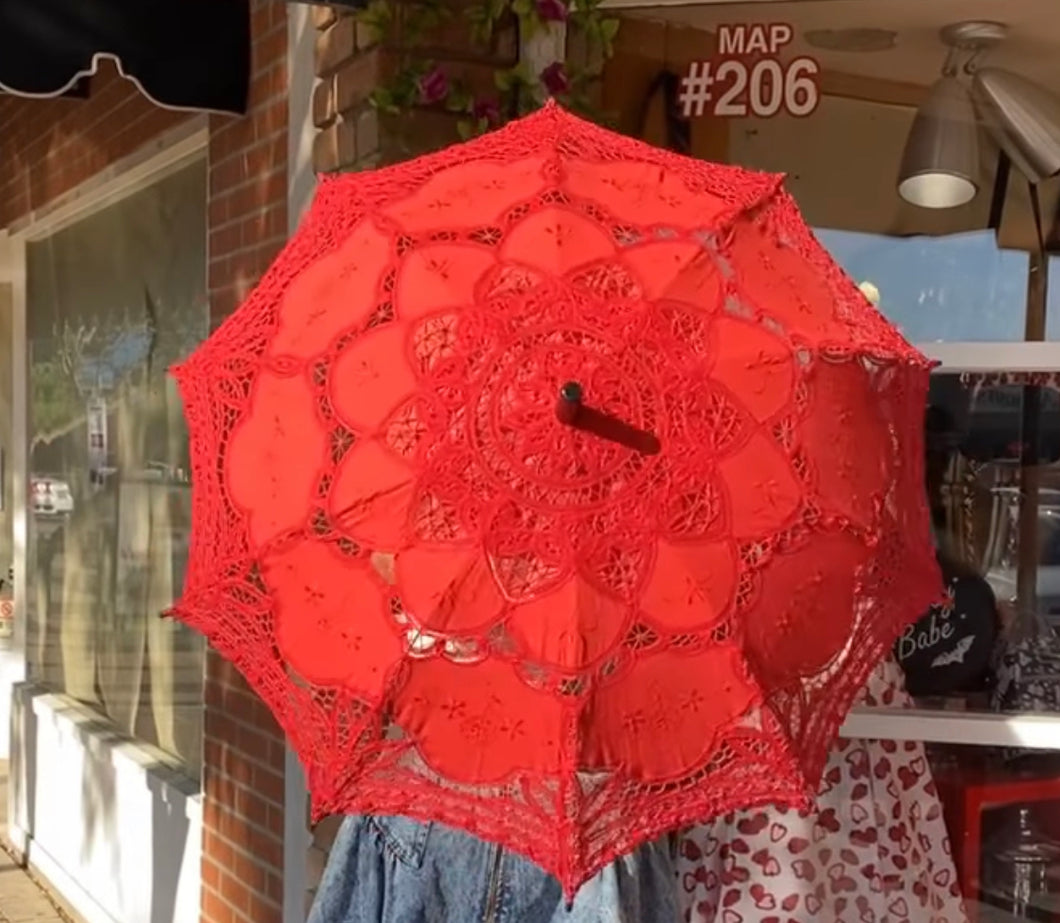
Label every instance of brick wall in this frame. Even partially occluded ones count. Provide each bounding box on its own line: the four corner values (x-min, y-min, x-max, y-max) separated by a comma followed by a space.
0, 65, 187, 228
207, 0, 290, 327
311, 1, 517, 174
201, 4, 290, 923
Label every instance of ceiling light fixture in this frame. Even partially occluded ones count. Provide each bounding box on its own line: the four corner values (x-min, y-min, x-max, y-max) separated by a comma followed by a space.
896, 21, 1007, 209
897, 76, 980, 208
972, 67, 1060, 183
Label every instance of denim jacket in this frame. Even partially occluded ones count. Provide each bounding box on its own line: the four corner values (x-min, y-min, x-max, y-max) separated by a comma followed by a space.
306, 814, 678, 923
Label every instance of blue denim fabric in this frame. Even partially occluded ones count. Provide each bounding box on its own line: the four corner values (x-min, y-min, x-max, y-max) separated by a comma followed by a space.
306, 814, 678, 923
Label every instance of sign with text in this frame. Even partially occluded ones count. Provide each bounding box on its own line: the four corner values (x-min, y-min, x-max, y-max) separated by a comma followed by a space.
679, 24, 820, 119
894, 560, 999, 697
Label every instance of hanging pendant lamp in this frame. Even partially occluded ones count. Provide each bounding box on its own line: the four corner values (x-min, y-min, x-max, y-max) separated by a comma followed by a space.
897, 76, 980, 209
896, 22, 1011, 209
972, 67, 1060, 184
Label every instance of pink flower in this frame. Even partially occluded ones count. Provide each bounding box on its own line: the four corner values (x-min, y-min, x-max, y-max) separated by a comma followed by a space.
534, 0, 568, 22
540, 62, 570, 96
417, 67, 449, 105
472, 97, 502, 127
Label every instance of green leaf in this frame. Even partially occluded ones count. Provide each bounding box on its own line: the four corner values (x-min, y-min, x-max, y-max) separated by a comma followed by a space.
355, 0, 393, 38
446, 84, 473, 113
466, 3, 495, 44
369, 87, 401, 115
352, 0, 619, 131
494, 67, 516, 91
518, 11, 540, 38
600, 17, 620, 42
505, 61, 535, 87
457, 119, 476, 140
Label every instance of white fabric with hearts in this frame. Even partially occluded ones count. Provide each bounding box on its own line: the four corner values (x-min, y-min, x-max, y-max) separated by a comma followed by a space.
676, 657, 968, 923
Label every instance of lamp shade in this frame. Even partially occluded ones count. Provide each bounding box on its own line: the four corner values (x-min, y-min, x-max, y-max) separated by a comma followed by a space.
898, 76, 979, 208
972, 67, 1060, 184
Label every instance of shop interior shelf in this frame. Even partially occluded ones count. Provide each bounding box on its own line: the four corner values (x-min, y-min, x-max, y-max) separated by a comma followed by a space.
934, 761, 1060, 923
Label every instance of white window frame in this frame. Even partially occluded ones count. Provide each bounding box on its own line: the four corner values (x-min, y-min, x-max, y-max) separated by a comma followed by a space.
283, 6, 316, 922
919, 341, 1060, 374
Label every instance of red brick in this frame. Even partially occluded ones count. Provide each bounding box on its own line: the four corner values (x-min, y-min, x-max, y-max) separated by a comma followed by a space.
219, 869, 251, 911
245, 891, 282, 923
251, 61, 287, 106
234, 848, 271, 891
313, 76, 337, 128
213, 776, 278, 834
211, 118, 256, 162
209, 136, 285, 201
333, 48, 382, 114
208, 193, 232, 231
313, 117, 356, 174
204, 800, 270, 854
202, 887, 236, 923
0, 58, 187, 226
254, 28, 288, 79
264, 872, 284, 904
252, 98, 288, 143
203, 829, 236, 869
244, 135, 287, 182
209, 287, 239, 328
253, 765, 286, 808
209, 155, 245, 198
317, 16, 357, 76
202, 857, 222, 892
251, 1, 278, 41
209, 222, 243, 259
240, 207, 287, 250
313, 4, 337, 29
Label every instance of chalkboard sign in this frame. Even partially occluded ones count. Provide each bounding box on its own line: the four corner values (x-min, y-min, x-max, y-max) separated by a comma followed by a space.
894, 557, 999, 697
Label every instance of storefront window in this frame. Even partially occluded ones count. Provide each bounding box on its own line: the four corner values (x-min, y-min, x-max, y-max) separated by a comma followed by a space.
818, 229, 1030, 342
608, 1, 1060, 916
25, 158, 207, 779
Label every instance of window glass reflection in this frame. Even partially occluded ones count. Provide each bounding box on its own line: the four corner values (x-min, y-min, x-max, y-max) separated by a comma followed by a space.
25, 159, 207, 778
897, 374, 1060, 720
817, 228, 1030, 342
602, 3, 1060, 920
926, 742, 1060, 921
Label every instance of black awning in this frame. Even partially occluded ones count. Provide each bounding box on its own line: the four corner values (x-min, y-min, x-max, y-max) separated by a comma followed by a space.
0, 0, 250, 115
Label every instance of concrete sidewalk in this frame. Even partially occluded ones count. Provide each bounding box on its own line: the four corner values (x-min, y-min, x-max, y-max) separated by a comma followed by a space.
0, 762, 81, 923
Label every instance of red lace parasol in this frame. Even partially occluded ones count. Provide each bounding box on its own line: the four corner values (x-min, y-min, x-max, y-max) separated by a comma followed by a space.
170, 101, 940, 895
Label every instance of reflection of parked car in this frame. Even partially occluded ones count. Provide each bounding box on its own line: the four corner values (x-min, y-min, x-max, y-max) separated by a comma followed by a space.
136, 461, 186, 483
31, 476, 74, 516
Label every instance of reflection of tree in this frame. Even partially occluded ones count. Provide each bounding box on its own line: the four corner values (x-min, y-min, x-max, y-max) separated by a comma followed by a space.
31, 317, 100, 446
30, 358, 82, 442
29, 288, 207, 450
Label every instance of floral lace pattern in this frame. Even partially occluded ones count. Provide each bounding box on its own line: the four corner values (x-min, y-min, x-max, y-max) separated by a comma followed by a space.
171, 101, 940, 895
